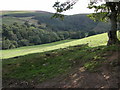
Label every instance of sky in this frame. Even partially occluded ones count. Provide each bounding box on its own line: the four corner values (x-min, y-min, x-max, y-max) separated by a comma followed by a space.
0, 0, 95, 15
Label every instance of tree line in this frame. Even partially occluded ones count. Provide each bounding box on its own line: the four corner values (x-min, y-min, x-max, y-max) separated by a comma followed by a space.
1, 22, 98, 50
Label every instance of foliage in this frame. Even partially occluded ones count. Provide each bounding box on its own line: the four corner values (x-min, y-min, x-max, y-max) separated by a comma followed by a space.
53, 1, 119, 25
53, 1, 120, 45
2, 21, 101, 50
86, 2, 120, 32
1, 32, 108, 59
84, 61, 101, 72
53, 0, 78, 19
2, 11, 110, 32
2, 31, 120, 59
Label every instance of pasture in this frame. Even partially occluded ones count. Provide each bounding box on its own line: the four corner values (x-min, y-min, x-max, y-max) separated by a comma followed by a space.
2, 33, 109, 59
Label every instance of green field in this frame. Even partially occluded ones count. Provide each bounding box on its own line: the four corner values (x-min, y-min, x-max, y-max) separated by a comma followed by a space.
2, 32, 120, 87
2, 32, 120, 59
1, 11, 39, 25
2, 16, 38, 25
3, 38, 119, 85
2, 33, 109, 59
0, 11, 33, 15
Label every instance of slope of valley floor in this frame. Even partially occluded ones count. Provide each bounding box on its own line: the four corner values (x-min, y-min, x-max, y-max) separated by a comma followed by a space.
1, 11, 120, 89
2, 44, 120, 88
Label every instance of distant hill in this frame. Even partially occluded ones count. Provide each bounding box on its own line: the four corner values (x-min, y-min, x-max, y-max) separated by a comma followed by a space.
2, 11, 110, 33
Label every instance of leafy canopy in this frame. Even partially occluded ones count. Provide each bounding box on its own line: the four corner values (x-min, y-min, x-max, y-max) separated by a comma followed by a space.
53, 0, 120, 23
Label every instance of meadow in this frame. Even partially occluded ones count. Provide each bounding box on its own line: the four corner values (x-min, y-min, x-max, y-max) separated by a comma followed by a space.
1, 33, 109, 59
0, 11, 33, 15
2, 32, 120, 88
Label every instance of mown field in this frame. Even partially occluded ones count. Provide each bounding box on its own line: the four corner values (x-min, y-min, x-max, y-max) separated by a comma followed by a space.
1, 33, 109, 59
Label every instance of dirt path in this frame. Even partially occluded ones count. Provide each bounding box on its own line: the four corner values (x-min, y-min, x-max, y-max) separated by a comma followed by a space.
35, 51, 120, 88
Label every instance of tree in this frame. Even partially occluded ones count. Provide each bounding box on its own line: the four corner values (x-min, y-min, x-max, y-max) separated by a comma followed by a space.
24, 21, 31, 28
88, 31, 96, 36
19, 39, 30, 46
53, 0, 120, 45
2, 39, 12, 49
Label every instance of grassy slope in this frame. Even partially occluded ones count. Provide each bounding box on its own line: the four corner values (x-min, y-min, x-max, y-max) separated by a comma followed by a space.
2, 16, 38, 25
3, 42, 120, 86
1, 11, 111, 33
1, 11, 39, 25
2, 33, 108, 59
2, 16, 24, 25
2, 32, 120, 87
0, 11, 33, 15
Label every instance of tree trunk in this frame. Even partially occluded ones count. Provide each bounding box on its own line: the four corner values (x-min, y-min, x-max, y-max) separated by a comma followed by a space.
107, 3, 119, 45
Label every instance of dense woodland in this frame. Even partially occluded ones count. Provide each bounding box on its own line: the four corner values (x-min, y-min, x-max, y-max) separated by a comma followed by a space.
1, 22, 98, 49
1, 11, 110, 49
3, 12, 110, 32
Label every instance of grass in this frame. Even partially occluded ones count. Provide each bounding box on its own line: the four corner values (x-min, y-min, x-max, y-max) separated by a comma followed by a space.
2, 17, 24, 25
3, 43, 119, 83
2, 16, 38, 25
2, 32, 120, 85
1, 45, 100, 81
0, 11, 33, 15
3, 45, 86, 82
2, 31, 120, 59
1, 39, 75, 59
1, 11, 39, 26
84, 61, 101, 72
1, 33, 109, 59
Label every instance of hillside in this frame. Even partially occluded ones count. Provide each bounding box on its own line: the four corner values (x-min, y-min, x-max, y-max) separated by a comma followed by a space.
2, 11, 110, 32
2, 11, 120, 88
1, 11, 112, 50
2, 31, 120, 59
2, 33, 108, 59
3, 43, 120, 88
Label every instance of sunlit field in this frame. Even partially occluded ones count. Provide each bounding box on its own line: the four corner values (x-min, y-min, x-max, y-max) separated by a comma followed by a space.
1, 33, 109, 59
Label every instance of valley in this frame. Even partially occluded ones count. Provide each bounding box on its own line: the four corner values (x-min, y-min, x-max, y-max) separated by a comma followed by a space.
1, 11, 120, 89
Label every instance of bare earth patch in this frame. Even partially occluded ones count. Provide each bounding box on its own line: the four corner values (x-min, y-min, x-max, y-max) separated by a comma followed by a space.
35, 51, 120, 88
3, 50, 120, 88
